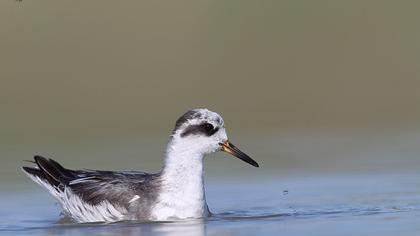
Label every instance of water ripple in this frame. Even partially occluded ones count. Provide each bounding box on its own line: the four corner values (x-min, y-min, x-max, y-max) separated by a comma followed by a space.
212, 204, 420, 222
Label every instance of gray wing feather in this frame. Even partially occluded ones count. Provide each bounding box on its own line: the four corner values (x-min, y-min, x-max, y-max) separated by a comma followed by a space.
69, 170, 158, 208
24, 156, 160, 209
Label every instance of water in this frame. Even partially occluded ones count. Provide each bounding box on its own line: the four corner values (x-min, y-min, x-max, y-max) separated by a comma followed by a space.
1, 173, 419, 236
1, 131, 420, 235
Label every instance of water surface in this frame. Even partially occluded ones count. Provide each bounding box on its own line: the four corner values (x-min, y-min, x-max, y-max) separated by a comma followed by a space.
1, 173, 419, 236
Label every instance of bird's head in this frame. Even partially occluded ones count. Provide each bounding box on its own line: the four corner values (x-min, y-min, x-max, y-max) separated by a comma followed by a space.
170, 108, 259, 167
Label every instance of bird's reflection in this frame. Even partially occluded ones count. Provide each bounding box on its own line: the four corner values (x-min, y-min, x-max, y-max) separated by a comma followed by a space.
151, 220, 206, 236
39, 219, 206, 236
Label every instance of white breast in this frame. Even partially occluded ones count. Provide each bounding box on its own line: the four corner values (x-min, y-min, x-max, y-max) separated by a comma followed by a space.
150, 193, 209, 221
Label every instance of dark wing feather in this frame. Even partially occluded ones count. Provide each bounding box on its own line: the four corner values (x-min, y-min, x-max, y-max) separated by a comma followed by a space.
22, 166, 45, 180
33, 155, 75, 186
23, 155, 159, 208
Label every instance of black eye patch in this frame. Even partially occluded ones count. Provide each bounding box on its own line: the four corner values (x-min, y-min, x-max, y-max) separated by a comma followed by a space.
180, 122, 219, 137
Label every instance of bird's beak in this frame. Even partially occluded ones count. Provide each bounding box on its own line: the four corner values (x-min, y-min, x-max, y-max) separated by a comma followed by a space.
219, 141, 259, 167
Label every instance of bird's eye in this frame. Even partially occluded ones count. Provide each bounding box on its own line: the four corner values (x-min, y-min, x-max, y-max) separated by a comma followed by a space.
203, 123, 214, 132
202, 122, 219, 136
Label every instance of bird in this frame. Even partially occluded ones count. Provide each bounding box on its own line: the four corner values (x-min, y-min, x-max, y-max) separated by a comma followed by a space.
22, 108, 259, 223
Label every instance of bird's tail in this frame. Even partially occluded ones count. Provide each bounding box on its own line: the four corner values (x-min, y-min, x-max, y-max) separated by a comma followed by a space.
22, 155, 75, 199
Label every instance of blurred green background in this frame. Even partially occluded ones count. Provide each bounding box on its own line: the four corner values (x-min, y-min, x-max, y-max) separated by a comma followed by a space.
1, 1, 420, 184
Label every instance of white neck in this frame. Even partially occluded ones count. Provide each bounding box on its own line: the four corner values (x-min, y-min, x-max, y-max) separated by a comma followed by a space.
151, 138, 208, 220
162, 141, 205, 192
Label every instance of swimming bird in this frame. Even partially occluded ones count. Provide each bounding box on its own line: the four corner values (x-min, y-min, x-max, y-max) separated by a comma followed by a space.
22, 108, 259, 223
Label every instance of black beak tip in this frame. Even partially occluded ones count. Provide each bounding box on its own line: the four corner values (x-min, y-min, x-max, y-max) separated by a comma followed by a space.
239, 154, 260, 168
249, 160, 259, 168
